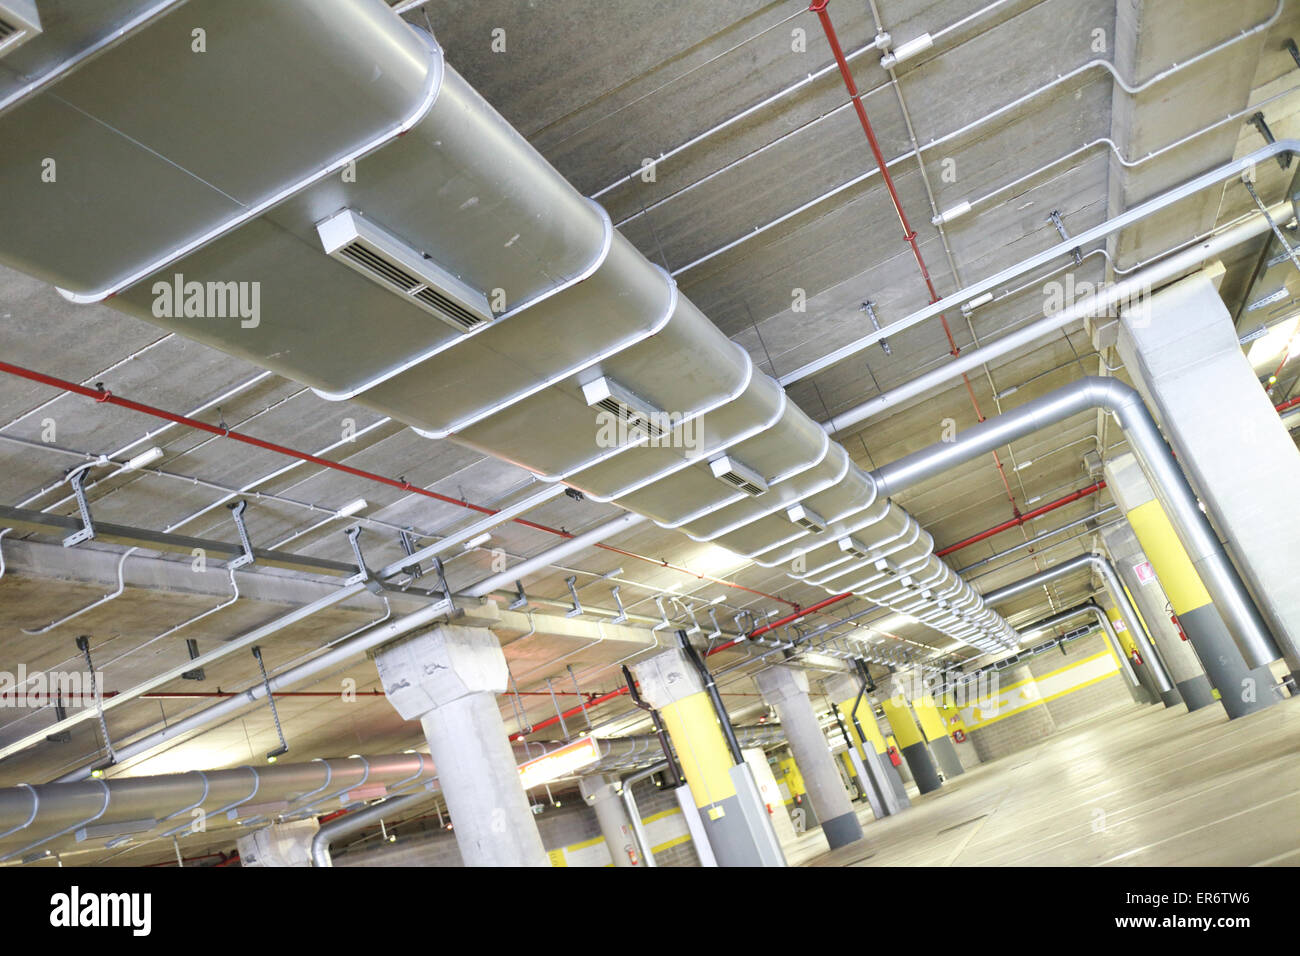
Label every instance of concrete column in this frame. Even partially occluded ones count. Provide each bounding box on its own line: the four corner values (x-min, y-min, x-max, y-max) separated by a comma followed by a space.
827, 674, 909, 815
374, 624, 548, 866
774, 752, 820, 832
1119, 269, 1300, 674
938, 696, 978, 768
910, 689, 965, 778
1102, 602, 1162, 706
579, 775, 644, 867
632, 648, 786, 867
754, 666, 863, 849
1101, 521, 1216, 710
1104, 454, 1280, 719
879, 681, 942, 794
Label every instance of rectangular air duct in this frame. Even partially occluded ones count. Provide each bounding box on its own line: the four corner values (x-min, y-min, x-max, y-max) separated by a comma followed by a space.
0, 0, 40, 58
786, 503, 826, 534
318, 209, 493, 334
582, 376, 669, 441
709, 455, 768, 497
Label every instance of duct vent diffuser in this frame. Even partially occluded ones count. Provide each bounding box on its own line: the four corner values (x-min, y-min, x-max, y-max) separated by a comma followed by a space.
838, 536, 870, 560
786, 503, 826, 534
582, 377, 669, 441
318, 209, 492, 333
0, 0, 40, 57
709, 455, 768, 497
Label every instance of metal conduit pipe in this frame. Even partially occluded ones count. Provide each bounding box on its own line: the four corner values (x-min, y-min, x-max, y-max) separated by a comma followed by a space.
978, 552, 1170, 692
868, 377, 1283, 669
792, 143, 1300, 387
955, 506, 1119, 574
463, 512, 647, 598
1022, 602, 1140, 688
311, 787, 438, 867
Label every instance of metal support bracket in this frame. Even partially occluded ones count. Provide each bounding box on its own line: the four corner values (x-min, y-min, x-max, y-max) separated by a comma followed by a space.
62, 466, 97, 548
610, 585, 628, 625
431, 557, 456, 614
860, 300, 892, 356
1047, 210, 1084, 265
343, 526, 384, 594
1249, 112, 1291, 169
398, 529, 423, 580
226, 500, 256, 570
564, 575, 583, 618
508, 580, 529, 611
181, 638, 206, 681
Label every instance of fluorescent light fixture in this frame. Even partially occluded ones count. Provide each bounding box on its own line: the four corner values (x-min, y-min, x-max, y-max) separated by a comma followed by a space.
1247, 314, 1300, 366
336, 498, 368, 518
463, 533, 492, 549
517, 737, 601, 790
125, 447, 163, 470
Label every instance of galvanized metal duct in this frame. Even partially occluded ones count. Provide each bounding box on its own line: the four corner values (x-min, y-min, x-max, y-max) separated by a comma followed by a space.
978, 552, 1172, 692
0, 1, 1015, 653
869, 377, 1281, 668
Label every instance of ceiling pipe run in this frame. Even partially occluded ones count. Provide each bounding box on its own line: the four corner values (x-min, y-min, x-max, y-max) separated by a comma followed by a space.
311, 788, 433, 867
867, 377, 1283, 670
978, 552, 1171, 692
935, 482, 1107, 557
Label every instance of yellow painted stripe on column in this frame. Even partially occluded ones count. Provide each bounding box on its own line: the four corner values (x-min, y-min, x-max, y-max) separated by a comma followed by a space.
1104, 604, 1138, 658
880, 698, 924, 748
659, 690, 736, 809
838, 696, 887, 754
778, 757, 807, 796
1127, 499, 1211, 614
912, 695, 949, 743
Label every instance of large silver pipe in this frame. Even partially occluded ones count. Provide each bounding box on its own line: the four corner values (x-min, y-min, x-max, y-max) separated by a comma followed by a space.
979, 552, 1170, 692
868, 377, 1281, 668
1014, 602, 1139, 687
822, 199, 1295, 434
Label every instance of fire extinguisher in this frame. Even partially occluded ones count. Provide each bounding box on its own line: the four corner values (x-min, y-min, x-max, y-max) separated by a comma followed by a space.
1130, 649, 1144, 666
1171, 612, 1189, 642
887, 745, 902, 767
625, 844, 639, 866
952, 729, 967, 743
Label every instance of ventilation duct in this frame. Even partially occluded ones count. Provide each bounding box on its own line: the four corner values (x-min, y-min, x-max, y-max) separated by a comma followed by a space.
0, 0, 39, 58
318, 209, 493, 333
0, 0, 1017, 655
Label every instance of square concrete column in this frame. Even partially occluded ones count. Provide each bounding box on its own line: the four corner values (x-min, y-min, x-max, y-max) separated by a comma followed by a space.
1100, 521, 1216, 710
1104, 454, 1279, 718
579, 775, 645, 867
633, 648, 786, 867
374, 624, 548, 867
1119, 269, 1300, 674
879, 677, 943, 794
754, 666, 863, 849
825, 673, 909, 815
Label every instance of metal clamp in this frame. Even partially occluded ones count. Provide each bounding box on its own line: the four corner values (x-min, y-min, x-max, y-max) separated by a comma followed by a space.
610, 585, 628, 625
398, 529, 423, 580
564, 576, 583, 618
62, 465, 97, 547
1047, 210, 1083, 265
344, 526, 383, 594
226, 500, 255, 570
860, 300, 892, 356
508, 580, 529, 611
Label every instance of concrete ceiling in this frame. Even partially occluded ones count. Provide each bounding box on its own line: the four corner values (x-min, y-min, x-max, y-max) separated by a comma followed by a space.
3, 0, 1300, 864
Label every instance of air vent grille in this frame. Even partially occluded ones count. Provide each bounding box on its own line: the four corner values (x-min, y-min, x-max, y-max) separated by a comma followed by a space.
839, 537, 870, 560
319, 210, 492, 335
0, 1, 40, 57
786, 504, 826, 534
582, 377, 670, 444
709, 456, 768, 497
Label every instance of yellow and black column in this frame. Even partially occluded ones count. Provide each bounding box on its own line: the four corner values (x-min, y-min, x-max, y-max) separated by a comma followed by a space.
879, 685, 942, 794
633, 648, 786, 866
776, 754, 820, 831
911, 691, 964, 778
1103, 602, 1160, 705
827, 674, 909, 813
1105, 453, 1278, 719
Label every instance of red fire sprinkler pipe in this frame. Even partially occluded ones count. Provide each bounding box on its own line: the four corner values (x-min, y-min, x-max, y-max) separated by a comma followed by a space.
808, 0, 1023, 521
935, 481, 1107, 557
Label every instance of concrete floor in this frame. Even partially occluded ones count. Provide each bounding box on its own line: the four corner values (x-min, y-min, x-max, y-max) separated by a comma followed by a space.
799, 696, 1300, 867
